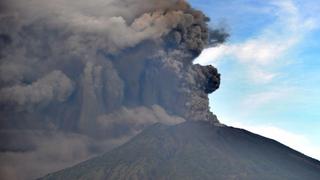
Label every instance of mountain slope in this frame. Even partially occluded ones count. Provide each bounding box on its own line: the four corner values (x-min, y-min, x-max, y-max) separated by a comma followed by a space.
40, 121, 320, 180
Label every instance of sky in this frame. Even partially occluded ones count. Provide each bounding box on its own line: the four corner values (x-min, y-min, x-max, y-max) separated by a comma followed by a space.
189, 0, 320, 160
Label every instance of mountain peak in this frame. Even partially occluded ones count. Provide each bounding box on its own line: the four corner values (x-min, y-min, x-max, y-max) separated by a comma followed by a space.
40, 121, 320, 180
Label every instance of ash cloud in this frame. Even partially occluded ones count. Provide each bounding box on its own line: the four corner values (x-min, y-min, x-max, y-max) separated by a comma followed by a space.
0, 0, 228, 179
0, 71, 74, 108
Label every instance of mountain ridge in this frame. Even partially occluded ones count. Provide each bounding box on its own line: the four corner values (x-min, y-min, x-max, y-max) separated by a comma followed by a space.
40, 121, 320, 180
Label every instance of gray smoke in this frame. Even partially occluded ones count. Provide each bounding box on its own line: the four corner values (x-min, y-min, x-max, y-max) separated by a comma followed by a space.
0, 0, 228, 179
0, 71, 74, 108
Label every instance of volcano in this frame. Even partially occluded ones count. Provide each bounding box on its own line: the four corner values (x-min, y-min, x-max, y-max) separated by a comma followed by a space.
40, 121, 320, 180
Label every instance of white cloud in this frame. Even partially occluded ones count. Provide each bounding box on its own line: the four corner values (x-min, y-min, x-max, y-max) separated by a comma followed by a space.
241, 87, 293, 110
194, 45, 229, 65
224, 120, 320, 160
194, 0, 317, 83
247, 66, 279, 84
198, 0, 320, 162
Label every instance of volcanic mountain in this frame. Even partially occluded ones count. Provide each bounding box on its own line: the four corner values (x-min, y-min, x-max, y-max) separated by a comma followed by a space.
1, 1, 319, 179
40, 121, 320, 180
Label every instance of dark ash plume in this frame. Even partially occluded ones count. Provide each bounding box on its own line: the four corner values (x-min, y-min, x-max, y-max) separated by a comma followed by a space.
0, 0, 229, 179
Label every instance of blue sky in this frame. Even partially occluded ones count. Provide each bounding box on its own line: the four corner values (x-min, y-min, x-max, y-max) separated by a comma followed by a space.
189, 0, 320, 160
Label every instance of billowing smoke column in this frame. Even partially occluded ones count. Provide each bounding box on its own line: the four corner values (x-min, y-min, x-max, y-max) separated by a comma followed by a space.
0, 0, 228, 179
